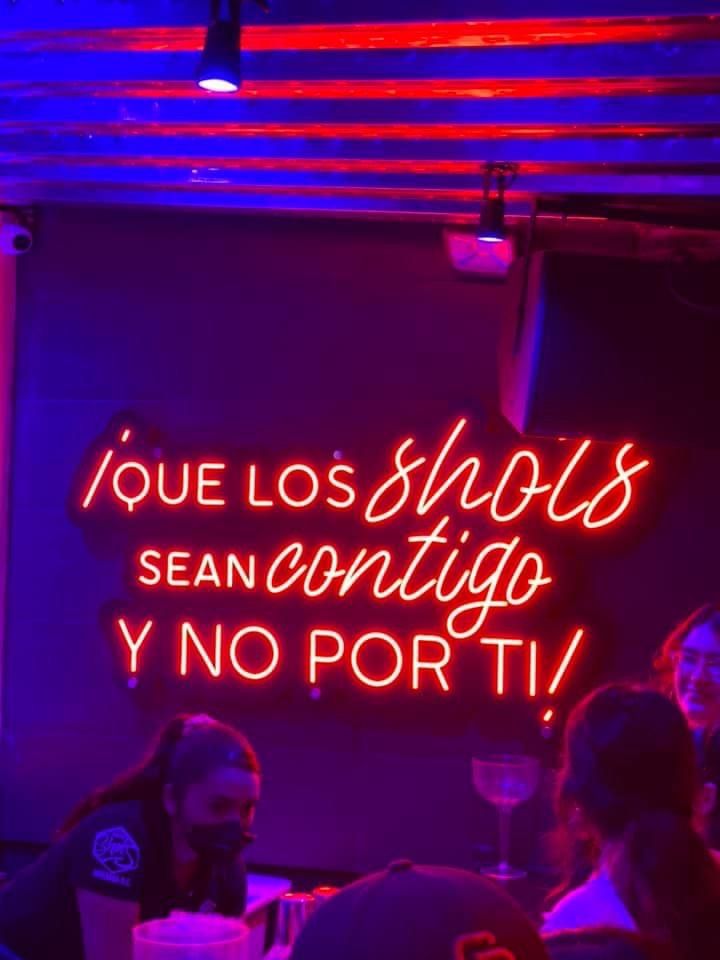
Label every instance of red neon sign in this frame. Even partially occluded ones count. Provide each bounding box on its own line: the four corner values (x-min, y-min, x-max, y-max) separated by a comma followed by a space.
178, 623, 280, 681
78, 418, 651, 713
81, 418, 650, 531
113, 619, 584, 701
133, 525, 551, 639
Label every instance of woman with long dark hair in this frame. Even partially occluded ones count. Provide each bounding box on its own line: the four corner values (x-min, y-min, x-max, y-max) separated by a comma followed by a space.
0, 714, 261, 960
542, 684, 720, 958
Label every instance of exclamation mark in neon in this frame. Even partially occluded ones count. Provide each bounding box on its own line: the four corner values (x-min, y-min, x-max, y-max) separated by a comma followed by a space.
541, 627, 585, 724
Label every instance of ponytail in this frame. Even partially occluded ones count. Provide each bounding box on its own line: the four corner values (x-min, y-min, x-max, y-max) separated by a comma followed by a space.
59, 714, 258, 836
612, 810, 720, 960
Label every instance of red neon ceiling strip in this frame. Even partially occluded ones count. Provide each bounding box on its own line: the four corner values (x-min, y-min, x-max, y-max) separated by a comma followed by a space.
0, 179, 536, 202
3, 76, 719, 100
2, 14, 719, 53
4, 155, 718, 177
3, 121, 718, 140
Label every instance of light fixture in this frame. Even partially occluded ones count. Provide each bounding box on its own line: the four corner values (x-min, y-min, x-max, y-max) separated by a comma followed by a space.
197, 0, 269, 93
478, 162, 519, 243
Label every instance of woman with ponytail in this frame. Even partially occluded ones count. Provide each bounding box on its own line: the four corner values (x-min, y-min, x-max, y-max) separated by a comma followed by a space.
0, 714, 261, 960
542, 684, 720, 958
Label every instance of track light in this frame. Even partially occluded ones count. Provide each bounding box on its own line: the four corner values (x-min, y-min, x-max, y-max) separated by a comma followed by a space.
197, 0, 268, 93
478, 162, 518, 244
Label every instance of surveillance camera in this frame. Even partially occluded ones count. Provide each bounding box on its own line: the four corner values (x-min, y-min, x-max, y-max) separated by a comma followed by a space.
0, 222, 33, 256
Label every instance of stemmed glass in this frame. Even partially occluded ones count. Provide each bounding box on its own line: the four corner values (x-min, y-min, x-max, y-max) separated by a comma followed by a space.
472, 754, 540, 881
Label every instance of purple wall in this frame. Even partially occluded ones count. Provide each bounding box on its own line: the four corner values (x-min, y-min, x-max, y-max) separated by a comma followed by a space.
3, 206, 720, 875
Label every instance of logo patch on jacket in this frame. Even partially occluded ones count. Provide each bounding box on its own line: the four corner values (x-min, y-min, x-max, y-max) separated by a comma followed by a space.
92, 826, 141, 877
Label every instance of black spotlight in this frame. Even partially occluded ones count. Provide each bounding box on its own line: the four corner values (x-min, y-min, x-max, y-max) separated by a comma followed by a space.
197, 0, 269, 93
478, 162, 518, 243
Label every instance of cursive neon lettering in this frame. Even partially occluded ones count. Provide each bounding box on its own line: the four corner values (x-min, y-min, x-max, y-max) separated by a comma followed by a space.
583, 444, 650, 529
80, 420, 651, 537
79, 415, 648, 702
547, 440, 593, 523
364, 437, 426, 524
506, 551, 552, 606
338, 547, 395, 599
435, 528, 472, 602
416, 418, 488, 515
304, 545, 346, 597
490, 450, 552, 523
266, 543, 307, 593
395, 515, 449, 601
133, 535, 553, 641
445, 539, 520, 639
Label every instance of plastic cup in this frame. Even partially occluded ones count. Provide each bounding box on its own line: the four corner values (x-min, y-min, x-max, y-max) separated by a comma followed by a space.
133, 912, 249, 960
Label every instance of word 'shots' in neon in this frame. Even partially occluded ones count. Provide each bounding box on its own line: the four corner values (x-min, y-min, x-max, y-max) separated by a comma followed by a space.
114, 618, 585, 701
77, 417, 651, 710
81, 417, 651, 531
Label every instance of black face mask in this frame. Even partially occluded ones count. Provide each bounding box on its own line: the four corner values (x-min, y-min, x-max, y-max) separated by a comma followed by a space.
187, 821, 254, 862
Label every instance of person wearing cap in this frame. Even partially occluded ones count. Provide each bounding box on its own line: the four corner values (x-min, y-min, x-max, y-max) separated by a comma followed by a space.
290, 859, 549, 960
0, 714, 261, 960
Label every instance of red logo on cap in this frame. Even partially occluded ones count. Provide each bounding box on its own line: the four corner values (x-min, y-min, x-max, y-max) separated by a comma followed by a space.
455, 932, 516, 960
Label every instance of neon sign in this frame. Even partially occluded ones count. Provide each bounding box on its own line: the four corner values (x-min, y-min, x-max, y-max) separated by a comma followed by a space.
76, 417, 651, 716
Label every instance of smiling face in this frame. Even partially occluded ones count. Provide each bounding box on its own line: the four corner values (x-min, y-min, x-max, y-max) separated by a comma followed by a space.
674, 623, 720, 731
